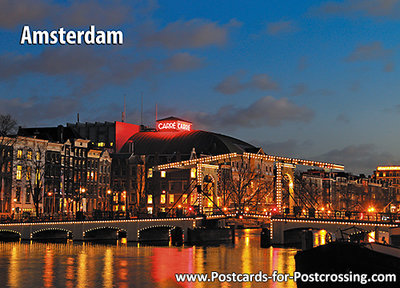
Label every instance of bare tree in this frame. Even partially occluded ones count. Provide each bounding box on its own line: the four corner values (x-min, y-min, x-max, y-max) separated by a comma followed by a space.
0, 114, 17, 214
17, 142, 46, 217
293, 172, 324, 209
131, 156, 146, 215
0, 114, 17, 137
218, 165, 232, 208
223, 158, 274, 213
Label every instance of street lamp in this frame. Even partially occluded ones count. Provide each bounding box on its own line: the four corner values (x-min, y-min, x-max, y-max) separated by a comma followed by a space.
107, 189, 112, 212
80, 187, 86, 212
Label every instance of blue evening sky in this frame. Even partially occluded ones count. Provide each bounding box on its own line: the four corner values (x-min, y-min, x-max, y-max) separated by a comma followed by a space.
1, 0, 400, 174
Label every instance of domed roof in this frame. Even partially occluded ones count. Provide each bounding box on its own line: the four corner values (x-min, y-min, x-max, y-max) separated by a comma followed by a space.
120, 130, 256, 156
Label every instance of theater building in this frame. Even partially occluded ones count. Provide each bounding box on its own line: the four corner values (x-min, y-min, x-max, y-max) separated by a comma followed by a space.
113, 117, 275, 216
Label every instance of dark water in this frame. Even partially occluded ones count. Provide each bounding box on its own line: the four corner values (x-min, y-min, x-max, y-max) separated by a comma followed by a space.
0, 229, 298, 288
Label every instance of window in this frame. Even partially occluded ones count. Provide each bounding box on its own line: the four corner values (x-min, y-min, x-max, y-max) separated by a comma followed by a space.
160, 194, 166, 204
169, 194, 174, 204
97, 142, 105, 147
208, 196, 213, 207
15, 187, 21, 202
147, 194, 153, 204
147, 168, 153, 178
27, 150, 32, 160
26, 186, 31, 203
16, 165, 22, 180
182, 194, 187, 204
26, 166, 31, 181
161, 171, 166, 178
191, 194, 196, 205
36, 152, 40, 161
17, 149, 23, 159
191, 168, 196, 178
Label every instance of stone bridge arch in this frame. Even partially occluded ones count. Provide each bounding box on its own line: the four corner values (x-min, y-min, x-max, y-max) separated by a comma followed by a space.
31, 227, 73, 240
84, 226, 127, 240
138, 224, 178, 242
0, 228, 21, 240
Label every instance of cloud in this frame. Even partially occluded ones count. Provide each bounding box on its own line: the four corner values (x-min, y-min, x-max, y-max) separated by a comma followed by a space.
57, 0, 132, 28
251, 139, 314, 157
0, 0, 52, 29
298, 56, 308, 71
140, 19, 241, 49
214, 73, 279, 95
336, 113, 350, 123
185, 96, 314, 129
266, 21, 298, 35
164, 52, 203, 71
0, 0, 133, 29
290, 83, 308, 97
384, 62, 395, 72
0, 97, 79, 126
346, 42, 393, 62
311, 0, 400, 19
0, 46, 156, 96
315, 144, 396, 174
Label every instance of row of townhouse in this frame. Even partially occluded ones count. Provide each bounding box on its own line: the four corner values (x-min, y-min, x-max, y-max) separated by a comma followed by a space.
298, 169, 395, 213
0, 135, 111, 218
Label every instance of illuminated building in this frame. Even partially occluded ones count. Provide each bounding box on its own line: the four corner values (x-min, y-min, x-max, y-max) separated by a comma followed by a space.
15, 116, 343, 217
301, 169, 395, 212
0, 140, 13, 214
374, 166, 400, 212
116, 116, 264, 216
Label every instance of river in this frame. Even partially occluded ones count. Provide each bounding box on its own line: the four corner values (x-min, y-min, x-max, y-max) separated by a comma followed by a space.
0, 229, 299, 288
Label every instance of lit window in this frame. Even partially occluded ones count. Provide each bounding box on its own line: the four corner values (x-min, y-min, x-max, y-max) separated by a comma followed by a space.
147, 168, 153, 178
26, 166, 31, 181
147, 194, 153, 204
147, 207, 153, 214
17, 149, 23, 159
191, 168, 196, 178
110, 142, 114, 147
182, 194, 187, 204
161, 171, 166, 178
97, 142, 105, 147
169, 194, 174, 204
208, 196, 213, 207
191, 194, 196, 205
27, 150, 32, 160
160, 194, 166, 204
36, 152, 40, 161
16, 165, 22, 180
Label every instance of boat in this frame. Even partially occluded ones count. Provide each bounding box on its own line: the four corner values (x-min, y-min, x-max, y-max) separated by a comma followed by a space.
295, 229, 400, 287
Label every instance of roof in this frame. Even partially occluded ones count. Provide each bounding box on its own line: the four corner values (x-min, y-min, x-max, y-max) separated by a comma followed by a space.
120, 130, 256, 156
156, 116, 192, 123
18, 126, 83, 143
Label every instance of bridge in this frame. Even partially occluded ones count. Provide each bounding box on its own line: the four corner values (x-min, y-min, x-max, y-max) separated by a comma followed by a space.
270, 216, 400, 245
0, 217, 199, 242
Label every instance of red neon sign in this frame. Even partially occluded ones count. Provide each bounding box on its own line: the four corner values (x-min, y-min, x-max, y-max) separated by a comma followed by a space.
156, 119, 192, 132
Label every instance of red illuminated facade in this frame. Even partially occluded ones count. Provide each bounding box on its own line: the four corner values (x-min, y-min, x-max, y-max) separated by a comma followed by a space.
156, 117, 192, 132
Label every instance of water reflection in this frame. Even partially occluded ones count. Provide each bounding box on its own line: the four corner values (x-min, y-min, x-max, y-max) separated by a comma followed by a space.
0, 230, 298, 288
313, 229, 327, 247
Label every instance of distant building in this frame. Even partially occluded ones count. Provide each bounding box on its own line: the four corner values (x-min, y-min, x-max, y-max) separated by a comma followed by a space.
300, 169, 395, 212
66, 121, 140, 153
0, 139, 13, 216
374, 166, 400, 212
